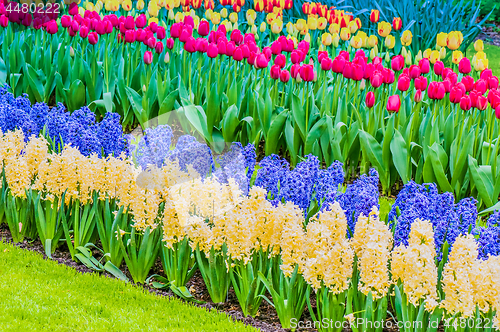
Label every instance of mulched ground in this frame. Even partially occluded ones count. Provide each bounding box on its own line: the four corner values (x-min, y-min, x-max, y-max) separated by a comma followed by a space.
478, 21, 500, 46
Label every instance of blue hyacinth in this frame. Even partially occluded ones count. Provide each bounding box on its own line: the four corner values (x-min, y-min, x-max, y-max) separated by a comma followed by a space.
390, 181, 478, 259
0, 85, 127, 157
473, 210, 500, 260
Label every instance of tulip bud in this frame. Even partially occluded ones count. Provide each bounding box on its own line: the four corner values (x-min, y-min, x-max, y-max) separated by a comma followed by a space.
439, 47, 447, 60
260, 22, 266, 33
360, 79, 366, 91
366, 91, 375, 108
142, 85, 147, 92
332, 33, 340, 47
70, 46, 75, 57
164, 52, 170, 64
415, 51, 423, 63
296, 74, 303, 83
370, 47, 378, 60
168, 9, 175, 20
414, 89, 423, 103
251, 25, 258, 34
385, 52, 390, 63
144, 50, 153, 65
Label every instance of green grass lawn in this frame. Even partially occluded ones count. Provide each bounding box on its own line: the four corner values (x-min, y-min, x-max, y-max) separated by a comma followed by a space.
0, 241, 255, 332
466, 42, 500, 77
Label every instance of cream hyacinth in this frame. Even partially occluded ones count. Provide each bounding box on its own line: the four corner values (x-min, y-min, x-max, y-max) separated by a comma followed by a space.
352, 207, 393, 299
391, 219, 438, 307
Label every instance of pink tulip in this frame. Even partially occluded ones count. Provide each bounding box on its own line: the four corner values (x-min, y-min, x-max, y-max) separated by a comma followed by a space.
88, 31, 99, 45
144, 51, 153, 65
458, 58, 471, 74
366, 91, 375, 108
387, 95, 401, 113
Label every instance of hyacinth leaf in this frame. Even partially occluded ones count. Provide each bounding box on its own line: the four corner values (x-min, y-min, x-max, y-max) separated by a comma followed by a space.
358, 130, 388, 190
304, 117, 327, 156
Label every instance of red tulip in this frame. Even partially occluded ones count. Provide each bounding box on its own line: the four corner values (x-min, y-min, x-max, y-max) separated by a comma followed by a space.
207, 43, 218, 58
280, 70, 290, 83
144, 51, 153, 65
79, 25, 89, 38
171, 23, 183, 38
428, 81, 446, 100
247, 52, 257, 66
419, 58, 430, 74
455, 82, 467, 96
449, 86, 463, 104
68, 2, 79, 15
458, 58, 471, 74
370, 71, 383, 88
297, 40, 310, 54
217, 40, 227, 55
480, 69, 493, 81
255, 53, 269, 68
274, 54, 286, 69
391, 55, 405, 72
475, 79, 488, 95
338, 50, 350, 61
179, 28, 192, 43
124, 16, 135, 30
397, 74, 411, 92
196, 38, 208, 53
226, 41, 235, 56
488, 76, 499, 90
489, 90, 500, 109
460, 95, 472, 111
184, 36, 196, 53
136, 14, 147, 29
434, 61, 445, 76
382, 68, 395, 84
415, 76, 428, 91
442, 79, 452, 94
408, 65, 421, 79
300, 64, 315, 82
88, 32, 99, 45
321, 57, 332, 71
233, 47, 243, 61
240, 44, 250, 58
145, 37, 156, 48
318, 51, 328, 63
155, 41, 164, 54
351, 64, 364, 81
387, 95, 401, 113
262, 47, 272, 60
366, 91, 375, 108
156, 26, 166, 40
230, 30, 244, 44
477, 95, 488, 110
331, 56, 346, 74
46, 21, 58, 34
271, 40, 282, 55
270, 64, 281, 79
470, 91, 479, 108
414, 89, 423, 103
392, 17, 402, 31
291, 64, 301, 79
462, 76, 475, 92
198, 20, 210, 36
166, 38, 174, 49
61, 15, 71, 28
70, 20, 79, 32
184, 15, 194, 28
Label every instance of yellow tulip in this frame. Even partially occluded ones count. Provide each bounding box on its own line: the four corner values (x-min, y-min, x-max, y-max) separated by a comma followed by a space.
367, 35, 378, 48
377, 21, 391, 37
329, 23, 340, 35
229, 12, 238, 23
350, 36, 363, 49
211, 12, 221, 25
148, 17, 159, 25
221, 8, 228, 18
304, 33, 311, 43
452, 50, 463, 65
224, 20, 233, 32
340, 27, 350, 41
332, 33, 340, 47
322, 32, 332, 46
384, 35, 395, 49
446, 31, 461, 50
423, 48, 432, 59
205, 9, 212, 20
405, 51, 412, 66
439, 47, 446, 59
308, 16, 318, 30
474, 58, 488, 71
175, 12, 184, 23
260, 21, 266, 33
122, 0, 132, 11
436, 32, 448, 47
137, 0, 144, 9
401, 46, 407, 58
86, 2, 94, 10
415, 50, 423, 63
429, 50, 440, 64
370, 46, 378, 60
266, 13, 276, 24
318, 17, 327, 30
271, 20, 282, 34
247, 17, 255, 26
476, 51, 487, 60
246, 9, 256, 21
474, 39, 484, 52
251, 24, 258, 34
347, 20, 358, 34
286, 22, 295, 35
295, 19, 307, 32
401, 30, 412, 46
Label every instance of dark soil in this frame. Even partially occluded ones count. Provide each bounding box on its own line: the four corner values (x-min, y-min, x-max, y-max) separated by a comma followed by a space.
477, 22, 500, 46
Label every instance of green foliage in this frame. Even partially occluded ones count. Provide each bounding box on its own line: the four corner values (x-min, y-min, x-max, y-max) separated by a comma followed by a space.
0, 241, 255, 331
